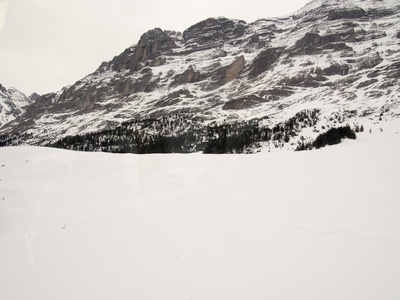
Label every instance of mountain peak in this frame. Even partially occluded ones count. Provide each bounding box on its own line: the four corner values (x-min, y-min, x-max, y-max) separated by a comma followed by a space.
183, 17, 247, 44
0, 84, 33, 128
0, 83, 6, 94
295, 0, 400, 16
28, 92, 40, 102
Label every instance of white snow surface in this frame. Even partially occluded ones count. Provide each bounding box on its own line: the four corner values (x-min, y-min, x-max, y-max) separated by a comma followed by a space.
1, 119, 400, 299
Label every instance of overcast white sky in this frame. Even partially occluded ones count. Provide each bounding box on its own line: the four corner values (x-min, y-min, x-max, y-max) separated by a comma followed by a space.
0, 0, 311, 95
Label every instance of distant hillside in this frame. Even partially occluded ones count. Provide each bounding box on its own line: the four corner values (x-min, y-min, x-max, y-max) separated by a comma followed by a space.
0, 0, 399, 153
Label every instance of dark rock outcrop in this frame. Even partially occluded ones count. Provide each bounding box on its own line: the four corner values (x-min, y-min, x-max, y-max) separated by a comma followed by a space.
156, 89, 193, 107
367, 8, 397, 18
207, 56, 246, 90
171, 66, 204, 86
279, 70, 329, 88
249, 48, 281, 78
356, 78, 378, 89
110, 28, 176, 72
183, 18, 247, 49
225, 56, 246, 83
28, 93, 40, 102
357, 52, 383, 70
384, 62, 400, 79
259, 88, 294, 101
322, 64, 350, 76
116, 72, 154, 94
291, 32, 353, 56
25, 93, 54, 117
223, 95, 266, 110
328, 8, 367, 20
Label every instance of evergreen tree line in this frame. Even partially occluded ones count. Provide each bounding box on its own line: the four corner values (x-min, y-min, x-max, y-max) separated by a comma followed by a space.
49, 110, 321, 154
296, 125, 357, 151
0, 109, 323, 153
0, 132, 35, 147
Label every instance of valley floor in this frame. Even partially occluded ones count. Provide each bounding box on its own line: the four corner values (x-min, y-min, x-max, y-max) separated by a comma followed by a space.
0, 119, 400, 299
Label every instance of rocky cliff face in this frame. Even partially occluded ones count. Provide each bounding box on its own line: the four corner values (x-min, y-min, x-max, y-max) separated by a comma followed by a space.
1, 0, 399, 151
0, 84, 36, 128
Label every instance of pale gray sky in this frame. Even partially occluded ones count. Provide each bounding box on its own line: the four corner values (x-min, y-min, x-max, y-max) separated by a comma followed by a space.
0, 0, 311, 95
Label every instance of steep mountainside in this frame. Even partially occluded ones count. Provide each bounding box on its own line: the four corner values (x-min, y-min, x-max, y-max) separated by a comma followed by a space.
0, 0, 399, 152
0, 84, 37, 128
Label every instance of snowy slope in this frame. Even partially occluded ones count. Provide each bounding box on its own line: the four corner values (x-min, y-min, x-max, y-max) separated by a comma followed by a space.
0, 84, 33, 128
295, 0, 400, 15
1, 119, 400, 299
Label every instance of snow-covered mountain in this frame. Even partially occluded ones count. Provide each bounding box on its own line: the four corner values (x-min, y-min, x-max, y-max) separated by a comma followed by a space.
0, 84, 37, 128
296, 0, 400, 15
0, 0, 399, 152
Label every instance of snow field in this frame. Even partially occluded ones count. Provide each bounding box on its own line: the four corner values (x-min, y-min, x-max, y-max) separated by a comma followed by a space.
0, 120, 400, 299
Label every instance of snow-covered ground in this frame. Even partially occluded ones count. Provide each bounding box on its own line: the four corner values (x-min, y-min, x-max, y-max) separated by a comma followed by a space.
1, 119, 400, 300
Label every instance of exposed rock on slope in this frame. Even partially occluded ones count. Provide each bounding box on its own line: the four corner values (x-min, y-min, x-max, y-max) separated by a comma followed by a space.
0, 84, 36, 128
0, 0, 399, 152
